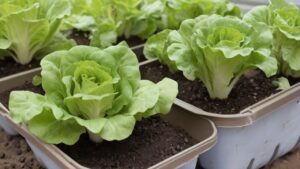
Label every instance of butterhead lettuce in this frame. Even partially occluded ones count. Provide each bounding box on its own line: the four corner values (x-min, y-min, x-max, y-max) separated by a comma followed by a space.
0, 0, 73, 65
244, 0, 300, 78
144, 15, 277, 99
9, 44, 178, 145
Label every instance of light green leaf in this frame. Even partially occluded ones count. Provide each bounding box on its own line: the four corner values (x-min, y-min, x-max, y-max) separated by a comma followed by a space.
100, 114, 136, 141
126, 80, 160, 116
143, 78, 178, 117
0, 39, 11, 49
272, 77, 290, 90
28, 109, 85, 145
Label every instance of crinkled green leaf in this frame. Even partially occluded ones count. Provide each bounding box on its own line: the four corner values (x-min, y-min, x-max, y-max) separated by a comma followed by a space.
143, 78, 178, 118
9, 91, 64, 123
125, 80, 159, 116
28, 109, 85, 145
100, 114, 136, 141
272, 77, 290, 90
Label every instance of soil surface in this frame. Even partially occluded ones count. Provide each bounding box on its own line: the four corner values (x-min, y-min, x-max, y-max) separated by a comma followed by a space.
59, 117, 198, 169
0, 128, 43, 169
141, 61, 300, 114
67, 29, 146, 61
0, 58, 40, 79
1, 82, 198, 169
67, 30, 90, 46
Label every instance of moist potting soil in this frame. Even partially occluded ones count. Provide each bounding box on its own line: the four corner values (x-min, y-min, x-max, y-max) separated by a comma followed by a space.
0, 58, 40, 79
59, 116, 197, 169
140, 61, 300, 115
68, 29, 146, 62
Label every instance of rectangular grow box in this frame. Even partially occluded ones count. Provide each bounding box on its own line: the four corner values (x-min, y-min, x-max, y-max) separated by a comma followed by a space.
0, 69, 217, 169
140, 59, 300, 169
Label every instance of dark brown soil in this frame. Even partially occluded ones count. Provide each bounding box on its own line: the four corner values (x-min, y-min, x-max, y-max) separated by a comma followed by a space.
0, 58, 40, 79
67, 29, 146, 61
140, 61, 300, 114
0, 128, 43, 169
0, 82, 198, 169
59, 117, 198, 169
67, 30, 90, 46
118, 36, 146, 62
0, 82, 44, 108
117, 36, 145, 48
67, 30, 146, 48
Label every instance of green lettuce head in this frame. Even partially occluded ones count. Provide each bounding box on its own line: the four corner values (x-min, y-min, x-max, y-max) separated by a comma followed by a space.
9, 44, 178, 145
244, 0, 300, 78
0, 0, 73, 65
144, 14, 277, 100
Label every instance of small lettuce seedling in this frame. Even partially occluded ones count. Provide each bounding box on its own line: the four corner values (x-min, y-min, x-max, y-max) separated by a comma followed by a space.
9, 44, 178, 145
144, 15, 277, 100
244, 0, 300, 78
0, 0, 74, 65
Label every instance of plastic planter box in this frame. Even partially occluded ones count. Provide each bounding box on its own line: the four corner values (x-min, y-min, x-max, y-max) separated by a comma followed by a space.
141, 60, 300, 169
0, 69, 217, 169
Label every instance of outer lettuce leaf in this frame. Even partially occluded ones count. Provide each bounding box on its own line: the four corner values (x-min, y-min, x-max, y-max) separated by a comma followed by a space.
144, 29, 177, 72
244, 0, 300, 77
272, 77, 290, 90
0, 0, 72, 65
9, 44, 178, 145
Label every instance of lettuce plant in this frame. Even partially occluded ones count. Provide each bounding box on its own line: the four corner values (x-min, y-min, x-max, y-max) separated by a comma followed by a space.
8, 44, 178, 145
0, 0, 73, 65
64, 0, 240, 48
144, 15, 277, 100
244, 0, 300, 78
